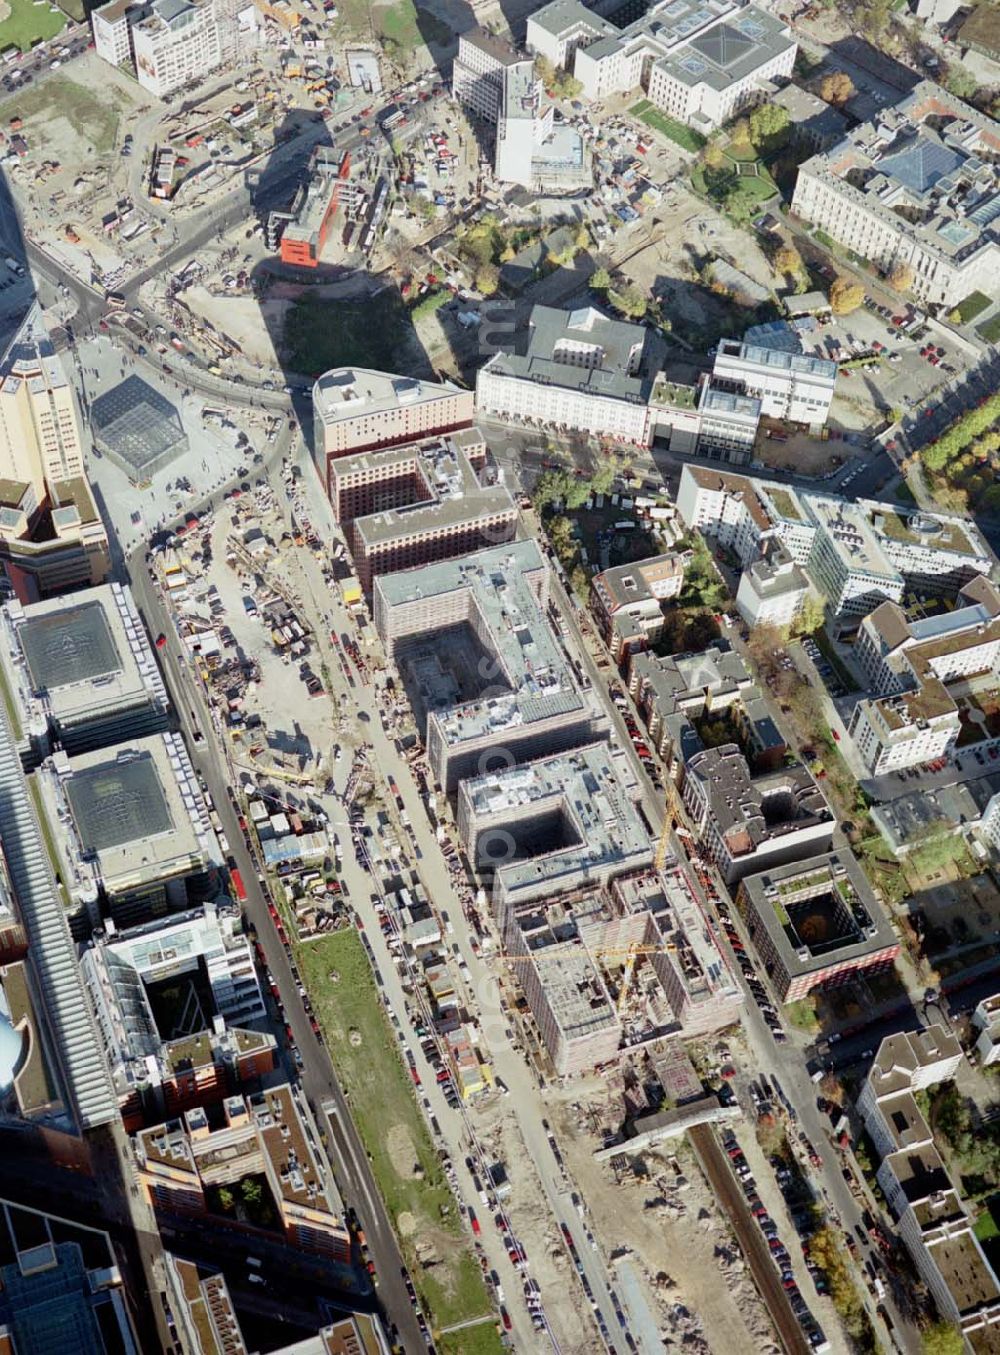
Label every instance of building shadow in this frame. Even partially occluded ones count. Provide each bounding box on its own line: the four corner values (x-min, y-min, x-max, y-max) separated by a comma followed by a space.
247, 112, 437, 467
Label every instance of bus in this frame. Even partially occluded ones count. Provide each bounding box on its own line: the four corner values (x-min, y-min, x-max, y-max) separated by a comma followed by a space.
230, 868, 247, 902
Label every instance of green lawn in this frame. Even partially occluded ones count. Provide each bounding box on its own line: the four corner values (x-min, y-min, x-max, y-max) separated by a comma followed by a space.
975, 1207, 1000, 1243
333, 0, 452, 51
979, 313, 1000, 345
0, 75, 125, 153
437, 1321, 504, 1355
0, 0, 65, 52
630, 100, 706, 152
295, 931, 500, 1342
283, 291, 419, 377
953, 291, 991, 325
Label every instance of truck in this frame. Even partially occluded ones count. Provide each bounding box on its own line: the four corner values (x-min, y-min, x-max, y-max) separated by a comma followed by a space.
230, 868, 247, 903
5, 256, 24, 276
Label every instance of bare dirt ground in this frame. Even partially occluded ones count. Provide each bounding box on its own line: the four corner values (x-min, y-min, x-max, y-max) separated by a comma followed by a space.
755, 429, 850, 477
473, 1101, 603, 1355
543, 1090, 782, 1355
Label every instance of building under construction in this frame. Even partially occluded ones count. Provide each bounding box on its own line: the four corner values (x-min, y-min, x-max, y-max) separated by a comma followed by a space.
267, 146, 358, 268
504, 857, 742, 1078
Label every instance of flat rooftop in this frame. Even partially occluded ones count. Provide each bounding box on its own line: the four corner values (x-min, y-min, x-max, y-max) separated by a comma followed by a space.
41, 732, 210, 895
377, 540, 592, 746
483, 304, 659, 404
797, 81, 1000, 267
654, 8, 794, 95
1, 582, 168, 739
345, 433, 516, 549
804, 494, 903, 581
313, 367, 463, 426
741, 850, 896, 979
527, 942, 620, 1040
465, 743, 653, 901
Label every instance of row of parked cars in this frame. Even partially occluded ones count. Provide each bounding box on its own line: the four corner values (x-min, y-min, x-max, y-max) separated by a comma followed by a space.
722, 1130, 828, 1351
609, 683, 664, 792
718, 911, 786, 1044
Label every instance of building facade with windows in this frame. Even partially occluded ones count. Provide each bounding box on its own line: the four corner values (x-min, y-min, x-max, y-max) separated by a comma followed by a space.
527, 0, 795, 133
791, 82, 1000, 308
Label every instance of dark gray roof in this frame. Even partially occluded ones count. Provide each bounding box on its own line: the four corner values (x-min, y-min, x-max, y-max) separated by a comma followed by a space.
67, 753, 172, 852
19, 602, 121, 692
91, 376, 186, 473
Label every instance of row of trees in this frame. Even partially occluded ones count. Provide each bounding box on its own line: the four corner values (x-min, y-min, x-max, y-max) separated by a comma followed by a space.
922, 393, 1000, 473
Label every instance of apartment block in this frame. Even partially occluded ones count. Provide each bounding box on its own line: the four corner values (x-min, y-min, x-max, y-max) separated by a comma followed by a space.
590, 551, 685, 662
456, 742, 653, 939
627, 642, 757, 770
453, 27, 522, 121
737, 850, 898, 1002
373, 541, 608, 793
135, 1086, 352, 1259
735, 540, 810, 629
328, 428, 517, 593
312, 367, 474, 478
677, 464, 993, 621
528, 0, 795, 134
849, 576, 1000, 774
856, 1028, 1000, 1345
681, 744, 833, 884
973, 994, 1000, 1067
792, 82, 1000, 308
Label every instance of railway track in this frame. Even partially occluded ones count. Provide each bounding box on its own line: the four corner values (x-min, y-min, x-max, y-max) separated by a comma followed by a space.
689, 1125, 811, 1355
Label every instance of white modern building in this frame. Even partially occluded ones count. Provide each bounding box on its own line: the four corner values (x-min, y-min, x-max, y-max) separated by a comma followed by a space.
791, 82, 1000, 308
527, 0, 795, 133
677, 464, 993, 621
92, 0, 230, 99
711, 338, 837, 426
475, 305, 662, 447
735, 540, 810, 629
452, 30, 591, 191
848, 576, 1000, 775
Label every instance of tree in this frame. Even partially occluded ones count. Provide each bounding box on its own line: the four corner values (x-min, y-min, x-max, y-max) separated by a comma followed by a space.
241, 1176, 264, 1208
888, 260, 914, 291
830, 276, 865, 315
855, 0, 891, 40
475, 262, 500, 297
217, 1187, 235, 1212
703, 142, 727, 170
946, 65, 978, 102
749, 103, 789, 150
793, 591, 825, 637
819, 70, 854, 106
607, 284, 647, 319
921, 1322, 966, 1355
589, 266, 611, 292
775, 244, 805, 280
730, 118, 752, 148
547, 515, 575, 554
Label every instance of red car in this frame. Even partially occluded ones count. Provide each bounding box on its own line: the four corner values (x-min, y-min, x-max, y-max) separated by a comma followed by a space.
155, 632, 167, 649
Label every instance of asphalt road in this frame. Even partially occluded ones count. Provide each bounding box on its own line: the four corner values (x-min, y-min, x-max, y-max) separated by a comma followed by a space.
126, 555, 425, 1354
